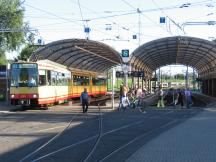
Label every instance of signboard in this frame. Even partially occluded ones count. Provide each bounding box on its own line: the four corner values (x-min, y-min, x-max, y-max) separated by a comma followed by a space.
128, 71, 144, 77
117, 71, 145, 77
121, 49, 129, 57
84, 27, 90, 33
116, 71, 124, 78
196, 78, 202, 82
0, 65, 6, 77
150, 78, 158, 81
132, 35, 137, 39
160, 17, 166, 23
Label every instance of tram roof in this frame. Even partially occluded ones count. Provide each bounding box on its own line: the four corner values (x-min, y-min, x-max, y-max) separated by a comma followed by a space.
29, 39, 122, 73
130, 36, 216, 79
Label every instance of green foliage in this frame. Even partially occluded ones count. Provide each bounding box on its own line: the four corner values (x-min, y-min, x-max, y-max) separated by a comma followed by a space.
0, 0, 25, 51
0, 49, 6, 64
18, 45, 40, 61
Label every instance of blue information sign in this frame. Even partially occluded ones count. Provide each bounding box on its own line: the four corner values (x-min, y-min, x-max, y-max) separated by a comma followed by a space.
160, 17, 166, 23
84, 27, 90, 33
0, 65, 6, 77
121, 49, 129, 57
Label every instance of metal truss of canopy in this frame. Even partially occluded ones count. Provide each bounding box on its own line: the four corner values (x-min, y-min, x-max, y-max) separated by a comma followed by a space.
29, 39, 122, 73
130, 36, 216, 79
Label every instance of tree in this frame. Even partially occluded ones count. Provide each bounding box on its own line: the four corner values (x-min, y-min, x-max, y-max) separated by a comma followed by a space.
0, 49, 6, 64
174, 73, 184, 80
18, 45, 41, 61
0, 0, 25, 64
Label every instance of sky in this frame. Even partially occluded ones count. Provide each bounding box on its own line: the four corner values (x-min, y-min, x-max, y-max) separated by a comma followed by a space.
7, 0, 216, 74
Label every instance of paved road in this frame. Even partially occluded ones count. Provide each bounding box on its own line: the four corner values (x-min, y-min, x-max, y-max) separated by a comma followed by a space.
0, 105, 215, 162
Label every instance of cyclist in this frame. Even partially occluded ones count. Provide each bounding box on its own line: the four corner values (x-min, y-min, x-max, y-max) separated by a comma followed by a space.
118, 84, 130, 110
139, 89, 147, 113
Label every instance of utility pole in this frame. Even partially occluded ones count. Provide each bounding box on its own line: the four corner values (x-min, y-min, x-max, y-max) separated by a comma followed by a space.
111, 67, 115, 110
193, 68, 196, 90
137, 8, 141, 46
186, 66, 189, 89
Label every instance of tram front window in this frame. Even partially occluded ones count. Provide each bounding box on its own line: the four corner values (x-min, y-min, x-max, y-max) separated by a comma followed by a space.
11, 63, 38, 87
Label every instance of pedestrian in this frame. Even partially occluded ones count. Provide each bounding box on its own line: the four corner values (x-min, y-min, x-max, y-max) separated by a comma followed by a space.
136, 86, 142, 107
118, 84, 130, 110
140, 89, 146, 109
157, 86, 165, 108
177, 89, 184, 108
165, 88, 173, 106
80, 88, 89, 113
118, 84, 124, 110
185, 88, 192, 108
174, 89, 179, 106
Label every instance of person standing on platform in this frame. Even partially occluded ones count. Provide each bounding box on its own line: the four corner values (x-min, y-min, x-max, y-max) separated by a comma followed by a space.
157, 86, 165, 108
136, 86, 142, 107
185, 88, 192, 108
80, 88, 89, 113
118, 84, 124, 110
177, 89, 184, 108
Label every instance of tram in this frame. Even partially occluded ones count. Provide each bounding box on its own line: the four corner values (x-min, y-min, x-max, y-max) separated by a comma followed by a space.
10, 60, 107, 106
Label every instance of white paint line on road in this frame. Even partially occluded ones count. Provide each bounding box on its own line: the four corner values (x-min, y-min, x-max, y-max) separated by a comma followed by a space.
35, 122, 82, 133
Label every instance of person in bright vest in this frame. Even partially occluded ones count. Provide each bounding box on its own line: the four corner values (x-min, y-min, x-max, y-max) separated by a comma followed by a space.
80, 88, 89, 113
157, 86, 165, 108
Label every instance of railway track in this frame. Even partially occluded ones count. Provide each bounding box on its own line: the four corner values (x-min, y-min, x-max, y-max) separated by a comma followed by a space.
12, 98, 204, 162
24, 108, 200, 162
18, 112, 80, 162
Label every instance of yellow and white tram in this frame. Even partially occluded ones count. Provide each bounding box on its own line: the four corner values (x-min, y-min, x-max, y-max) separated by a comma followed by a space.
10, 60, 107, 106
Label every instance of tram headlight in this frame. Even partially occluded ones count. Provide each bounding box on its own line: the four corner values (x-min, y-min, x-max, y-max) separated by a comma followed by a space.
11, 95, 15, 98
33, 94, 37, 98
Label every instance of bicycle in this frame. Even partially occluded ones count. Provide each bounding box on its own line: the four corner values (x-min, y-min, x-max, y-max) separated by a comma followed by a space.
118, 96, 130, 111
129, 96, 139, 109
138, 98, 147, 113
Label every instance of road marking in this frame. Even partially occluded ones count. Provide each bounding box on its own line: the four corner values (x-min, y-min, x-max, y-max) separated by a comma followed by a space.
19, 113, 79, 162
31, 121, 143, 162
35, 122, 82, 133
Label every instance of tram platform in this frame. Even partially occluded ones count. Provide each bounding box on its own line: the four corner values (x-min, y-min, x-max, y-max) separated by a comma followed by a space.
126, 107, 216, 162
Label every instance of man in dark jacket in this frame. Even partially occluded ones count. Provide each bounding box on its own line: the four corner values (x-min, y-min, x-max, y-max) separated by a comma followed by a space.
80, 88, 89, 113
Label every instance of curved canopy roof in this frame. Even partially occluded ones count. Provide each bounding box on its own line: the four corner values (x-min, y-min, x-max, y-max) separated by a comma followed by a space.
29, 39, 122, 73
130, 36, 216, 79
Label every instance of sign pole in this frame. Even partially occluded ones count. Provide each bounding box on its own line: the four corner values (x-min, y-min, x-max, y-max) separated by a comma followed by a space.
112, 67, 115, 110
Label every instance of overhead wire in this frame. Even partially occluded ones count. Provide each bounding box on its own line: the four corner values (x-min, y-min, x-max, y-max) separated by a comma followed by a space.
77, 0, 85, 27
69, 0, 139, 44
24, 3, 83, 26
121, 0, 173, 36
151, 0, 186, 35
24, 3, 120, 41
24, 1, 215, 43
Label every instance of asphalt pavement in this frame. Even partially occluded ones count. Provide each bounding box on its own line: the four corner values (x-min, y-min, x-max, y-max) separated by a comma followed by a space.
1, 103, 215, 162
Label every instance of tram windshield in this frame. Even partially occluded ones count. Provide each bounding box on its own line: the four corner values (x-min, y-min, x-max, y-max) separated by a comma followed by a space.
11, 63, 38, 87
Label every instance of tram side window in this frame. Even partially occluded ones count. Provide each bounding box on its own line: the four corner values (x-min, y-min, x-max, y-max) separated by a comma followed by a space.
51, 71, 57, 85
92, 78, 106, 86
83, 76, 89, 86
101, 79, 106, 85
92, 78, 100, 86
39, 70, 46, 86
47, 70, 51, 85
56, 72, 61, 85
73, 75, 89, 86
62, 73, 69, 86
